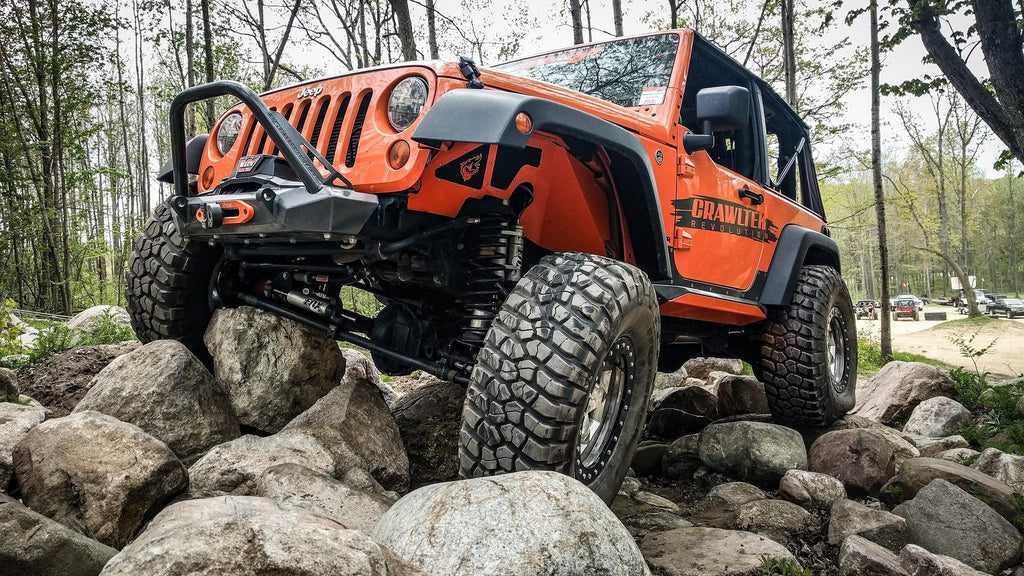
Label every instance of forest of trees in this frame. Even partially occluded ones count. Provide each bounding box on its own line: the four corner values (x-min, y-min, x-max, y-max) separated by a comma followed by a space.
0, 0, 1021, 318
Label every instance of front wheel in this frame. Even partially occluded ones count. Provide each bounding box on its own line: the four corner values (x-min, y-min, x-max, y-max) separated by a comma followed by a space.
756, 265, 856, 427
458, 253, 660, 503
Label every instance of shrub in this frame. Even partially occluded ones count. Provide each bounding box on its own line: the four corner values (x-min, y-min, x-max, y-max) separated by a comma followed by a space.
760, 556, 813, 576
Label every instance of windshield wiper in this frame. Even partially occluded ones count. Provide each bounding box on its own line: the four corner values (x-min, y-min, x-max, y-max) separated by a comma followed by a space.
773, 136, 806, 188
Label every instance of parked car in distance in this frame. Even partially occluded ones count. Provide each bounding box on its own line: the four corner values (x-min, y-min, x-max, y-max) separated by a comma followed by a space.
895, 294, 924, 311
892, 298, 920, 321
988, 297, 1024, 319
953, 289, 991, 309
856, 299, 879, 320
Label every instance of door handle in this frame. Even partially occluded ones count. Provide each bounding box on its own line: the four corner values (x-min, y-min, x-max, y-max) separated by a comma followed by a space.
738, 188, 763, 205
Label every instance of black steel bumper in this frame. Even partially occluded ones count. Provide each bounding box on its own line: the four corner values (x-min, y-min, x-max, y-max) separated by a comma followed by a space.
166, 80, 376, 241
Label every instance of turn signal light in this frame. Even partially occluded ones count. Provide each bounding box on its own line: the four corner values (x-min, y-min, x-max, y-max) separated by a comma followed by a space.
515, 112, 533, 134
201, 166, 216, 190
388, 140, 411, 170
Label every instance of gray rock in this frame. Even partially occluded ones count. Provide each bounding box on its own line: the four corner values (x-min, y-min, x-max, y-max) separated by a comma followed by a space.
838, 535, 910, 576
67, 306, 132, 343
282, 377, 409, 492
901, 434, 970, 457
100, 496, 406, 576
881, 457, 1020, 522
73, 340, 239, 464
972, 447, 1024, 494
372, 471, 649, 576
254, 463, 395, 533
646, 407, 712, 438
715, 375, 769, 417
683, 357, 743, 380
654, 366, 688, 391
339, 348, 398, 407
692, 482, 767, 527
733, 498, 815, 545
697, 421, 807, 487
631, 442, 669, 477
822, 415, 921, 464
779, 469, 846, 510
902, 397, 971, 438
809, 428, 896, 496
13, 411, 187, 549
619, 510, 693, 538
852, 361, 955, 424
893, 478, 1022, 573
662, 433, 701, 479
650, 386, 718, 421
188, 432, 337, 496
0, 401, 45, 490
684, 376, 707, 388
641, 527, 797, 576
14, 342, 139, 417
204, 306, 346, 433
612, 489, 681, 518
933, 447, 980, 465
391, 378, 463, 485
1, 367, 18, 402
0, 495, 118, 576
828, 499, 908, 551
898, 544, 991, 576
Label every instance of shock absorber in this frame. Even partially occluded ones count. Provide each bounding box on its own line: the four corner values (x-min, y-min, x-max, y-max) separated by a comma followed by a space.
458, 212, 523, 350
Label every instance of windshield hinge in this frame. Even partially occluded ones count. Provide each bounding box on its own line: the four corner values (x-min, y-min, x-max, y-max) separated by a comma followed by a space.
459, 56, 484, 89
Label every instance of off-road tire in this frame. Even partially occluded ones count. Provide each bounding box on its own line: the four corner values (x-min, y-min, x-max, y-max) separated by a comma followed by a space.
758, 265, 856, 427
125, 203, 220, 358
458, 252, 659, 503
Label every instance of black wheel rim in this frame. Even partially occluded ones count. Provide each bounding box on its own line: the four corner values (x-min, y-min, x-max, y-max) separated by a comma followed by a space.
575, 337, 634, 482
826, 307, 849, 394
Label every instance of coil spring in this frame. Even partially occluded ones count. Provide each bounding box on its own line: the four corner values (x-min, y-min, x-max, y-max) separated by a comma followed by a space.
458, 213, 523, 350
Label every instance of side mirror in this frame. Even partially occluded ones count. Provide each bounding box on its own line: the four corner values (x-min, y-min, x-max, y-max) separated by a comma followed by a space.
683, 85, 751, 154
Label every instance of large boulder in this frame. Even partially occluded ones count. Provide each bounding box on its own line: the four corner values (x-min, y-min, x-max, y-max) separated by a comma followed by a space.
900, 434, 969, 457
100, 496, 411, 576
714, 375, 769, 417
13, 411, 187, 548
778, 469, 846, 510
828, 499, 907, 551
641, 527, 798, 576
204, 306, 346, 433
838, 535, 909, 576
372, 471, 648, 576
898, 544, 991, 576
0, 401, 45, 490
881, 457, 1019, 521
15, 342, 139, 417
893, 478, 1022, 573
0, 367, 18, 402
340, 349, 398, 408
901, 397, 971, 438
932, 447, 980, 465
391, 378, 463, 486
0, 494, 118, 576
254, 463, 395, 533
732, 498, 815, 545
651, 385, 719, 419
683, 357, 743, 380
654, 366, 688, 391
281, 377, 409, 492
697, 421, 807, 487
73, 340, 239, 463
809, 429, 896, 496
818, 415, 920, 464
972, 447, 1024, 494
691, 482, 767, 527
661, 433, 701, 479
187, 432, 337, 496
67, 305, 132, 342
852, 361, 955, 424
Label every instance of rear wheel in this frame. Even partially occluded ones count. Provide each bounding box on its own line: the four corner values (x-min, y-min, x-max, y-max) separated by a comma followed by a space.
125, 203, 220, 359
757, 265, 856, 427
458, 253, 659, 503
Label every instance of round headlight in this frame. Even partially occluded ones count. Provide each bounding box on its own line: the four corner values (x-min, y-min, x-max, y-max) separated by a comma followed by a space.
388, 77, 428, 132
216, 112, 243, 155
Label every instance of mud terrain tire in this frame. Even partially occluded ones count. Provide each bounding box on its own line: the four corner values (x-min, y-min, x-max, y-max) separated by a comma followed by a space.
125, 203, 219, 358
458, 252, 659, 503
758, 265, 856, 427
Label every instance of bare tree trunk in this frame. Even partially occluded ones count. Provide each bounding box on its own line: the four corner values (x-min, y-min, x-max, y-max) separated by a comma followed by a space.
201, 0, 215, 129
185, 0, 196, 139
870, 2, 893, 362
668, 0, 678, 28
612, 0, 623, 36
780, 0, 797, 107
568, 0, 584, 44
425, 0, 439, 59
583, 0, 592, 42
388, 0, 417, 60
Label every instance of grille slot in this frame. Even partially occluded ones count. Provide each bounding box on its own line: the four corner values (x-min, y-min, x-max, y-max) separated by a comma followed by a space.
294, 100, 311, 133
252, 106, 276, 155
308, 97, 331, 149
324, 94, 351, 165
270, 104, 294, 155
345, 92, 372, 168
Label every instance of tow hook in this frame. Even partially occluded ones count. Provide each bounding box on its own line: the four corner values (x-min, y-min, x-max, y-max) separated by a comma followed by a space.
196, 202, 224, 229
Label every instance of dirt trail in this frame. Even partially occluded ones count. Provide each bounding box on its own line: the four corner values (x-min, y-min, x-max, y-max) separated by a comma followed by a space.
857, 305, 1024, 378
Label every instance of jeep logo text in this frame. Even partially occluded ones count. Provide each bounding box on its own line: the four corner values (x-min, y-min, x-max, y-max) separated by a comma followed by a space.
297, 86, 323, 99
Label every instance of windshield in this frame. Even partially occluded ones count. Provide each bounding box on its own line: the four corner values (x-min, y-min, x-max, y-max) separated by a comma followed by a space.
494, 34, 679, 108
1006, 299, 1023, 305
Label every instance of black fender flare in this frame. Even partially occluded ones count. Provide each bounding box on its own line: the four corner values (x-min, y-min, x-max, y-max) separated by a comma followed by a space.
759, 225, 841, 306
412, 89, 672, 281
156, 135, 208, 184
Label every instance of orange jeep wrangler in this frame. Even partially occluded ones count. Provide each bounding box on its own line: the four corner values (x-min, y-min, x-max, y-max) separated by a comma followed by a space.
129, 29, 856, 501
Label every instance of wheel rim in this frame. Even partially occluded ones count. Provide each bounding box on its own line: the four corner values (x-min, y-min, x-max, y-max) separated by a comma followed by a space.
576, 337, 634, 481
826, 307, 848, 394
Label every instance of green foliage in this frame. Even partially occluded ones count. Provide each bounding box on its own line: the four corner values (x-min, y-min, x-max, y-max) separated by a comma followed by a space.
948, 331, 998, 375
0, 300, 24, 358
760, 555, 813, 576
950, 363, 1024, 456
857, 337, 945, 373
23, 310, 136, 364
